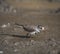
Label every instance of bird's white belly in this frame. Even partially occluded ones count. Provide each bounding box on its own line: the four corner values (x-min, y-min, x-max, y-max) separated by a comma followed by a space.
30, 32, 36, 35
30, 30, 40, 35
29, 28, 40, 35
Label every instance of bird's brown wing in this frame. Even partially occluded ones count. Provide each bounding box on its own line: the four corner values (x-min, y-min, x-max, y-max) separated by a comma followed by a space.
23, 25, 35, 32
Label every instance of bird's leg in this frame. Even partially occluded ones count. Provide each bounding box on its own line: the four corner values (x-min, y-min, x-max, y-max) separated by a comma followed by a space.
35, 31, 40, 37
35, 32, 37, 35
26, 33, 31, 38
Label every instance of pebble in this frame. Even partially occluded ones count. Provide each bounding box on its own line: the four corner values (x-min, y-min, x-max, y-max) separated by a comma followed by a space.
14, 42, 20, 46
0, 51, 3, 54
1, 23, 11, 28
13, 8, 17, 13
14, 49, 19, 52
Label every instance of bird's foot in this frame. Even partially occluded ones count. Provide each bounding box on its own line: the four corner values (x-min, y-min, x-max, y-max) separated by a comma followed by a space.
26, 33, 31, 38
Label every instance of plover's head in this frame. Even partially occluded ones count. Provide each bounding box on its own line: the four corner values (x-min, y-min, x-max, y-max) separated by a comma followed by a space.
37, 25, 45, 31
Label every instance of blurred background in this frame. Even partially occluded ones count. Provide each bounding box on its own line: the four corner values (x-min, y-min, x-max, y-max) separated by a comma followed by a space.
0, 0, 60, 54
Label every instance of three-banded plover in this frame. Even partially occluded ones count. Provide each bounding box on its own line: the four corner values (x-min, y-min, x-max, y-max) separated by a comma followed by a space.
15, 23, 45, 36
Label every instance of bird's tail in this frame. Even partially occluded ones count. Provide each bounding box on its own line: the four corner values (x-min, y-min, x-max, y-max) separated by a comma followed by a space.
14, 23, 24, 28
15, 23, 23, 26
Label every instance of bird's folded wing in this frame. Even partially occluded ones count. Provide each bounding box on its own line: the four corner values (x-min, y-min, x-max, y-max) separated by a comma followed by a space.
23, 25, 36, 32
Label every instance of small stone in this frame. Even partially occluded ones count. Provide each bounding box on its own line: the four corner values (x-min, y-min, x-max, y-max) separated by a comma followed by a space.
0, 51, 3, 54
13, 9, 17, 13
1, 24, 7, 28
14, 42, 19, 46
5, 40, 9, 44
30, 40, 36, 45
31, 40, 35, 43
20, 41, 25, 48
14, 49, 18, 52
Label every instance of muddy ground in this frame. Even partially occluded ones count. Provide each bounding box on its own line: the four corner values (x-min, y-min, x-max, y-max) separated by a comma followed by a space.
0, 0, 60, 54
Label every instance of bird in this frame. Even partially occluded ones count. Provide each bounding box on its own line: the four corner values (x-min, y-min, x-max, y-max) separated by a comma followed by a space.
14, 23, 45, 36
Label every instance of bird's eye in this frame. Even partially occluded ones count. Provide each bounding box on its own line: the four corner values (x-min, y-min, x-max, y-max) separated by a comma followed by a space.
40, 27, 42, 29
